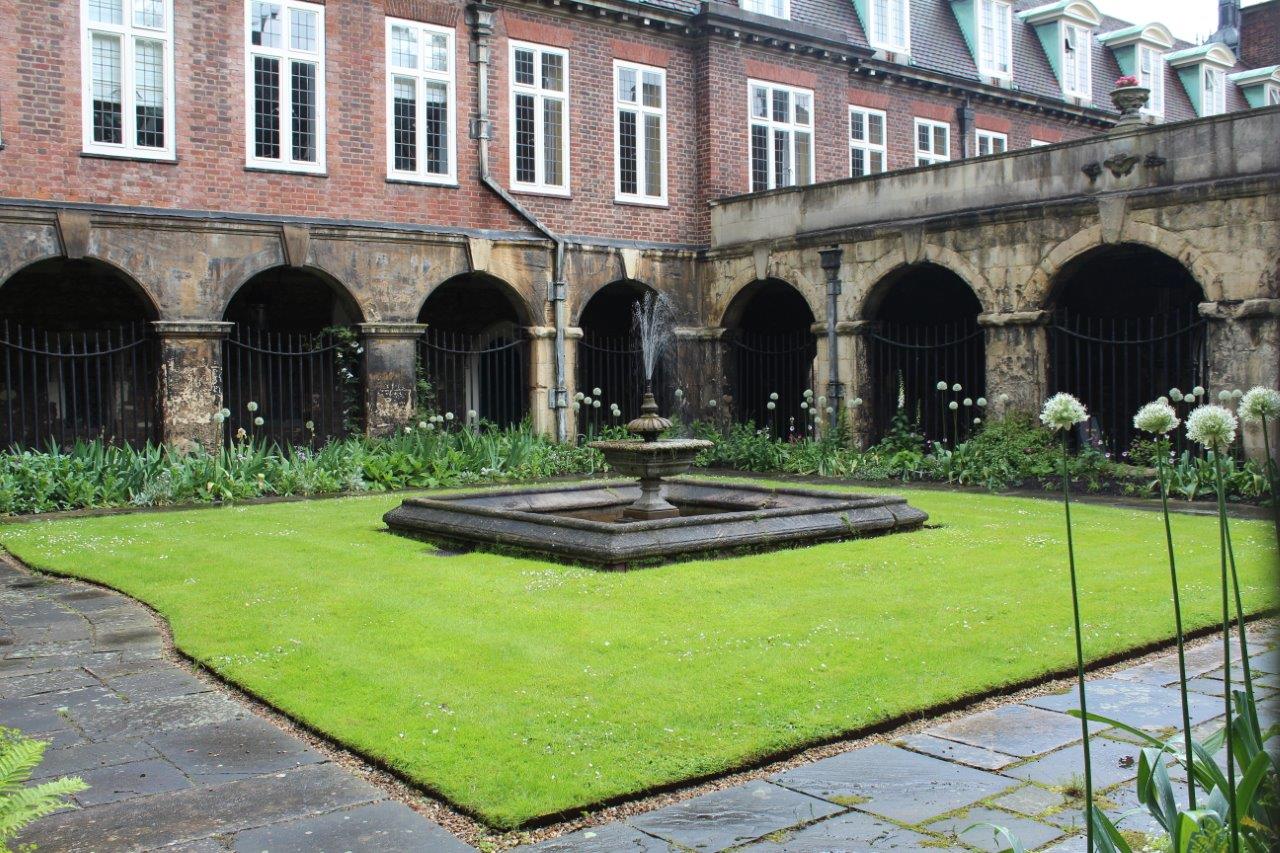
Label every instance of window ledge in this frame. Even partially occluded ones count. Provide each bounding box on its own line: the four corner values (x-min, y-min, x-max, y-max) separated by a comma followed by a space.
80, 150, 178, 164
386, 177, 460, 188
244, 165, 328, 177
509, 185, 571, 199
614, 197, 669, 209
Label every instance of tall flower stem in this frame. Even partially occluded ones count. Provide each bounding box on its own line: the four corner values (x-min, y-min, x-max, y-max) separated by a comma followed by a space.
1061, 433, 1093, 852
1212, 447, 1239, 853
1154, 440, 1196, 809
1223, 515, 1256, 717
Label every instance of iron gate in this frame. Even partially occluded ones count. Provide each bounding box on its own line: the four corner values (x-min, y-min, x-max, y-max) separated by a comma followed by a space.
867, 320, 985, 446
728, 329, 817, 440
1048, 307, 1208, 459
417, 325, 528, 427
222, 325, 360, 447
0, 321, 159, 449
576, 333, 672, 436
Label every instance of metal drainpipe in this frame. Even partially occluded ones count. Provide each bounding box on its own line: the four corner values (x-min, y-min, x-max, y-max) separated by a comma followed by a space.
818, 247, 844, 415
467, 2, 568, 442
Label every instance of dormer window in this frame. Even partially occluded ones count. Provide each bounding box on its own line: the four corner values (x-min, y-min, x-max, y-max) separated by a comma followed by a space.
741, 0, 789, 19
1202, 66, 1226, 115
1167, 42, 1235, 118
978, 0, 1012, 79
1228, 65, 1280, 109
1062, 23, 1091, 99
1270, 85, 1280, 106
1099, 23, 1172, 121
1137, 46, 1165, 117
870, 0, 910, 54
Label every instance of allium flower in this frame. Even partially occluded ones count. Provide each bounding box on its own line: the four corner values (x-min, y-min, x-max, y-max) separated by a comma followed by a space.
212, 412, 225, 424
1239, 386, 1280, 423
1040, 393, 1088, 432
675, 388, 684, 398
952, 383, 962, 393
963, 398, 973, 407
1133, 401, 1179, 435
1218, 390, 1232, 402
826, 406, 834, 414
817, 396, 827, 406
1192, 386, 1205, 398
800, 401, 808, 410
426, 423, 435, 431
417, 421, 427, 430
593, 387, 602, 397
573, 402, 581, 412
1186, 405, 1238, 448
707, 399, 717, 408
766, 401, 776, 411
445, 412, 455, 420
246, 401, 259, 412
575, 392, 584, 401
254, 416, 264, 426
803, 389, 813, 398
1169, 388, 1183, 402
976, 397, 987, 408
1157, 396, 1169, 405
582, 397, 592, 406
592, 400, 601, 409
305, 420, 315, 431
997, 393, 1010, 404
948, 401, 959, 411
936, 381, 947, 391
769, 392, 779, 401
851, 397, 863, 407
404, 426, 412, 434
220, 408, 231, 418
974, 417, 982, 425
467, 409, 478, 420
1232, 389, 1243, 400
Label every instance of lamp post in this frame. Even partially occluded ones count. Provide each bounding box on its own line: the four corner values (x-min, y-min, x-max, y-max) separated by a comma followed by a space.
818, 247, 845, 415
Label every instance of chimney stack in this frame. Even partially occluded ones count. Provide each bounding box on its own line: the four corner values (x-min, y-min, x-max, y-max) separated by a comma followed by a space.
1211, 0, 1241, 53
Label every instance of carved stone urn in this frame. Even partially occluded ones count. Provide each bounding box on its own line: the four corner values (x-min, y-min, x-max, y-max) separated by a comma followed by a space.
1111, 85, 1150, 128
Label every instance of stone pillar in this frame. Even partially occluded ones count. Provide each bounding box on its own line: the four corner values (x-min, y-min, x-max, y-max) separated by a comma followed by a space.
359, 323, 425, 436
674, 326, 728, 415
562, 326, 583, 439
152, 320, 233, 453
525, 326, 559, 439
978, 310, 1050, 420
842, 320, 875, 447
1202, 299, 1280, 463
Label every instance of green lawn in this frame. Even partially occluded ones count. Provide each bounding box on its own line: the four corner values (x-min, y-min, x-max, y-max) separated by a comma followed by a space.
2, 480, 1276, 828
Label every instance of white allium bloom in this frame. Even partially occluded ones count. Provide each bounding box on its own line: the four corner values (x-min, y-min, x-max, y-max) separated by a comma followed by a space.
1040, 393, 1088, 432
817, 396, 827, 406
1192, 386, 1205, 398
707, 399, 717, 407
809, 408, 818, 417
1239, 386, 1280, 423
593, 387, 602, 397
212, 413, 225, 424
1218, 390, 1232, 402
254, 416, 265, 426
803, 389, 813, 397
936, 381, 948, 391
963, 398, 973, 407
769, 392, 779, 401
1157, 396, 1169, 405
426, 423, 435, 431
467, 410, 478, 420
675, 388, 684, 398
220, 408, 231, 418
1133, 401, 1179, 435
766, 401, 776, 410
592, 400, 601, 408
800, 401, 808, 409
976, 397, 987, 407
305, 420, 315, 431
445, 411, 455, 420
1169, 387, 1183, 402
974, 417, 982, 425
998, 393, 1010, 403
826, 407, 834, 414
246, 401, 259, 412
404, 426, 413, 434
582, 397, 592, 406
852, 397, 863, 407
418, 421, 428, 430
1232, 389, 1243, 399
575, 391, 584, 401
573, 402, 581, 412
952, 383, 962, 393
948, 401, 959, 411
1186, 404, 1238, 448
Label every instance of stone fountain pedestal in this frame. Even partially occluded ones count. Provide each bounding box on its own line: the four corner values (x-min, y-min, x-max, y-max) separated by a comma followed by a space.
585, 438, 713, 519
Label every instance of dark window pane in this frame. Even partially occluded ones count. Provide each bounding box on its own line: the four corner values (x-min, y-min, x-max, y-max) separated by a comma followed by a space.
515, 92, 535, 183
291, 60, 316, 161
254, 55, 280, 159
134, 39, 165, 148
750, 124, 768, 191
424, 81, 448, 174
393, 78, 416, 172
514, 49, 534, 86
773, 127, 791, 187
644, 113, 661, 197
618, 110, 637, 195
543, 98, 563, 185
851, 147, 865, 176
91, 34, 123, 144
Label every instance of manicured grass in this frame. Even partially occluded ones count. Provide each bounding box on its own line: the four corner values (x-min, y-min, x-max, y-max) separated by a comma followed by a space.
2, 481, 1275, 828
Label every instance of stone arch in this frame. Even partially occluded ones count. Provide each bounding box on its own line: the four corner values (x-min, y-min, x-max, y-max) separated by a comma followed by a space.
572, 277, 657, 328
574, 279, 668, 421
709, 258, 822, 330
219, 263, 365, 326
853, 243, 992, 320
0, 255, 162, 323
415, 271, 536, 330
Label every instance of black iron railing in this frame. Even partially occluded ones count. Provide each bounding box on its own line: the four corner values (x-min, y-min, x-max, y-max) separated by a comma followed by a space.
576, 333, 672, 436
0, 321, 159, 449
417, 325, 528, 427
867, 319, 985, 446
728, 329, 817, 440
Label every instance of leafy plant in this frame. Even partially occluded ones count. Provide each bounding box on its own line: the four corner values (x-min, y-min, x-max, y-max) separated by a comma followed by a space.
0, 727, 86, 852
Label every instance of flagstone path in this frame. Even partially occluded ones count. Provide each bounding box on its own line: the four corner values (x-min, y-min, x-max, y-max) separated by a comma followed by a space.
2, 557, 1273, 852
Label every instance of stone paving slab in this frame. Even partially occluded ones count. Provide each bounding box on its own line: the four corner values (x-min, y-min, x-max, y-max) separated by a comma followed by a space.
923, 806, 1064, 852
1023, 678, 1223, 731
147, 716, 326, 783
771, 744, 1015, 825
924, 704, 1087, 758
524, 823, 679, 852
626, 781, 842, 851
230, 800, 475, 853
739, 808, 934, 851
895, 733, 1021, 771
1002, 736, 1142, 791
72, 757, 193, 807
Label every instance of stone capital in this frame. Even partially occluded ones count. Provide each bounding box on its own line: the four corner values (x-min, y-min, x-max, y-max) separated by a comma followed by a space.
524, 325, 558, 340
1199, 299, 1280, 321
564, 326, 584, 340
358, 322, 428, 340
151, 320, 235, 340
977, 310, 1050, 328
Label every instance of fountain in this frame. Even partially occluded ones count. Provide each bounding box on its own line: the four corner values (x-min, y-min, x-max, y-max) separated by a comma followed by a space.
384, 293, 928, 569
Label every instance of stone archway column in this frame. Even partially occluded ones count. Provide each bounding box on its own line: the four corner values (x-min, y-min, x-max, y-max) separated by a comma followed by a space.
1201, 299, 1280, 463
359, 323, 426, 437
977, 310, 1050, 420
525, 326, 559, 439
562, 326, 583, 439
152, 320, 233, 453
673, 326, 727, 417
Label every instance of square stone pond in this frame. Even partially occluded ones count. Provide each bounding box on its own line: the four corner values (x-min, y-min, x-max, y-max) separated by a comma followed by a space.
383, 478, 928, 570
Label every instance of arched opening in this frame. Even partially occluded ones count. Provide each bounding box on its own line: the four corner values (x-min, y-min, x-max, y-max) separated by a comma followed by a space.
417, 274, 529, 427
1047, 244, 1206, 458
222, 266, 364, 446
723, 279, 816, 438
0, 258, 159, 449
864, 264, 984, 445
576, 280, 672, 433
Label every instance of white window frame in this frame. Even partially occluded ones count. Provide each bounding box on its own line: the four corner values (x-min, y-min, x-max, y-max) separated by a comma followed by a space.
508, 40, 570, 197
613, 60, 667, 206
740, 0, 789, 19
80, 0, 175, 159
1137, 45, 1165, 118
385, 19, 456, 185
1061, 22, 1092, 100
914, 117, 949, 166
1201, 66, 1227, 115
977, 0, 1012, 80
848, 105, 887, 177
244, 0, 327, 174
1268, 84, 1280, 107
747, 79, 814, 192
975, 128, 1007, 156
868, 0, 910, 55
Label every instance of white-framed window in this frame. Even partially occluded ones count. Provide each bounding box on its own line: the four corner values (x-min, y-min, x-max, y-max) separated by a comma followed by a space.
1137, 45, 1165, 117
614, 61, 666, 205
1202, 66, 1226, 115
914, 118, 949, 166
848, 106, 886, 176
869, 0, 910, 54
1269, 84, 1280, 107
509, 40, 569, 195
975, 129, 1007, 156
978, 0, 1012, 78
81, 0, 175, 159
748, 80, 813, 192
385, 19, 456, 184
741, 0, 788, 19
245, 0, 326, 173
1061, 22, 1092, 100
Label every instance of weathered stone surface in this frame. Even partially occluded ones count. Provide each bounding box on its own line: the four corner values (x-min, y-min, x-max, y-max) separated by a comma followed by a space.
524, 823, 676, 852
106, 669, 211, 701
626, 782, 841, 851
1023, 678, 1222, 731
147, 717, 325, 783
740, 808, 933, 851
230, 800, 476, 853
70, 692, 244, 741
771, 745, 1013, 824
73, 758, 193, 807
924, 806, 1064, 852
33, 738, 159, 781
989, 784, 1068, 817
1002, 737, 1142, 790
925, 704, 1086, 758
895, 734, 1020, 771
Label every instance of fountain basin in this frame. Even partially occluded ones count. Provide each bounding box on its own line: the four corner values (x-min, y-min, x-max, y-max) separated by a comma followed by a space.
587, 437, 714, 520
383, 478, 928, 570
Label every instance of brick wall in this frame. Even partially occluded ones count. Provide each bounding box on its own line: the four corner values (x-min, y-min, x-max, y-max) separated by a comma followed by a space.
0, 0, 1101, 249
1241, 1, 1280, 68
